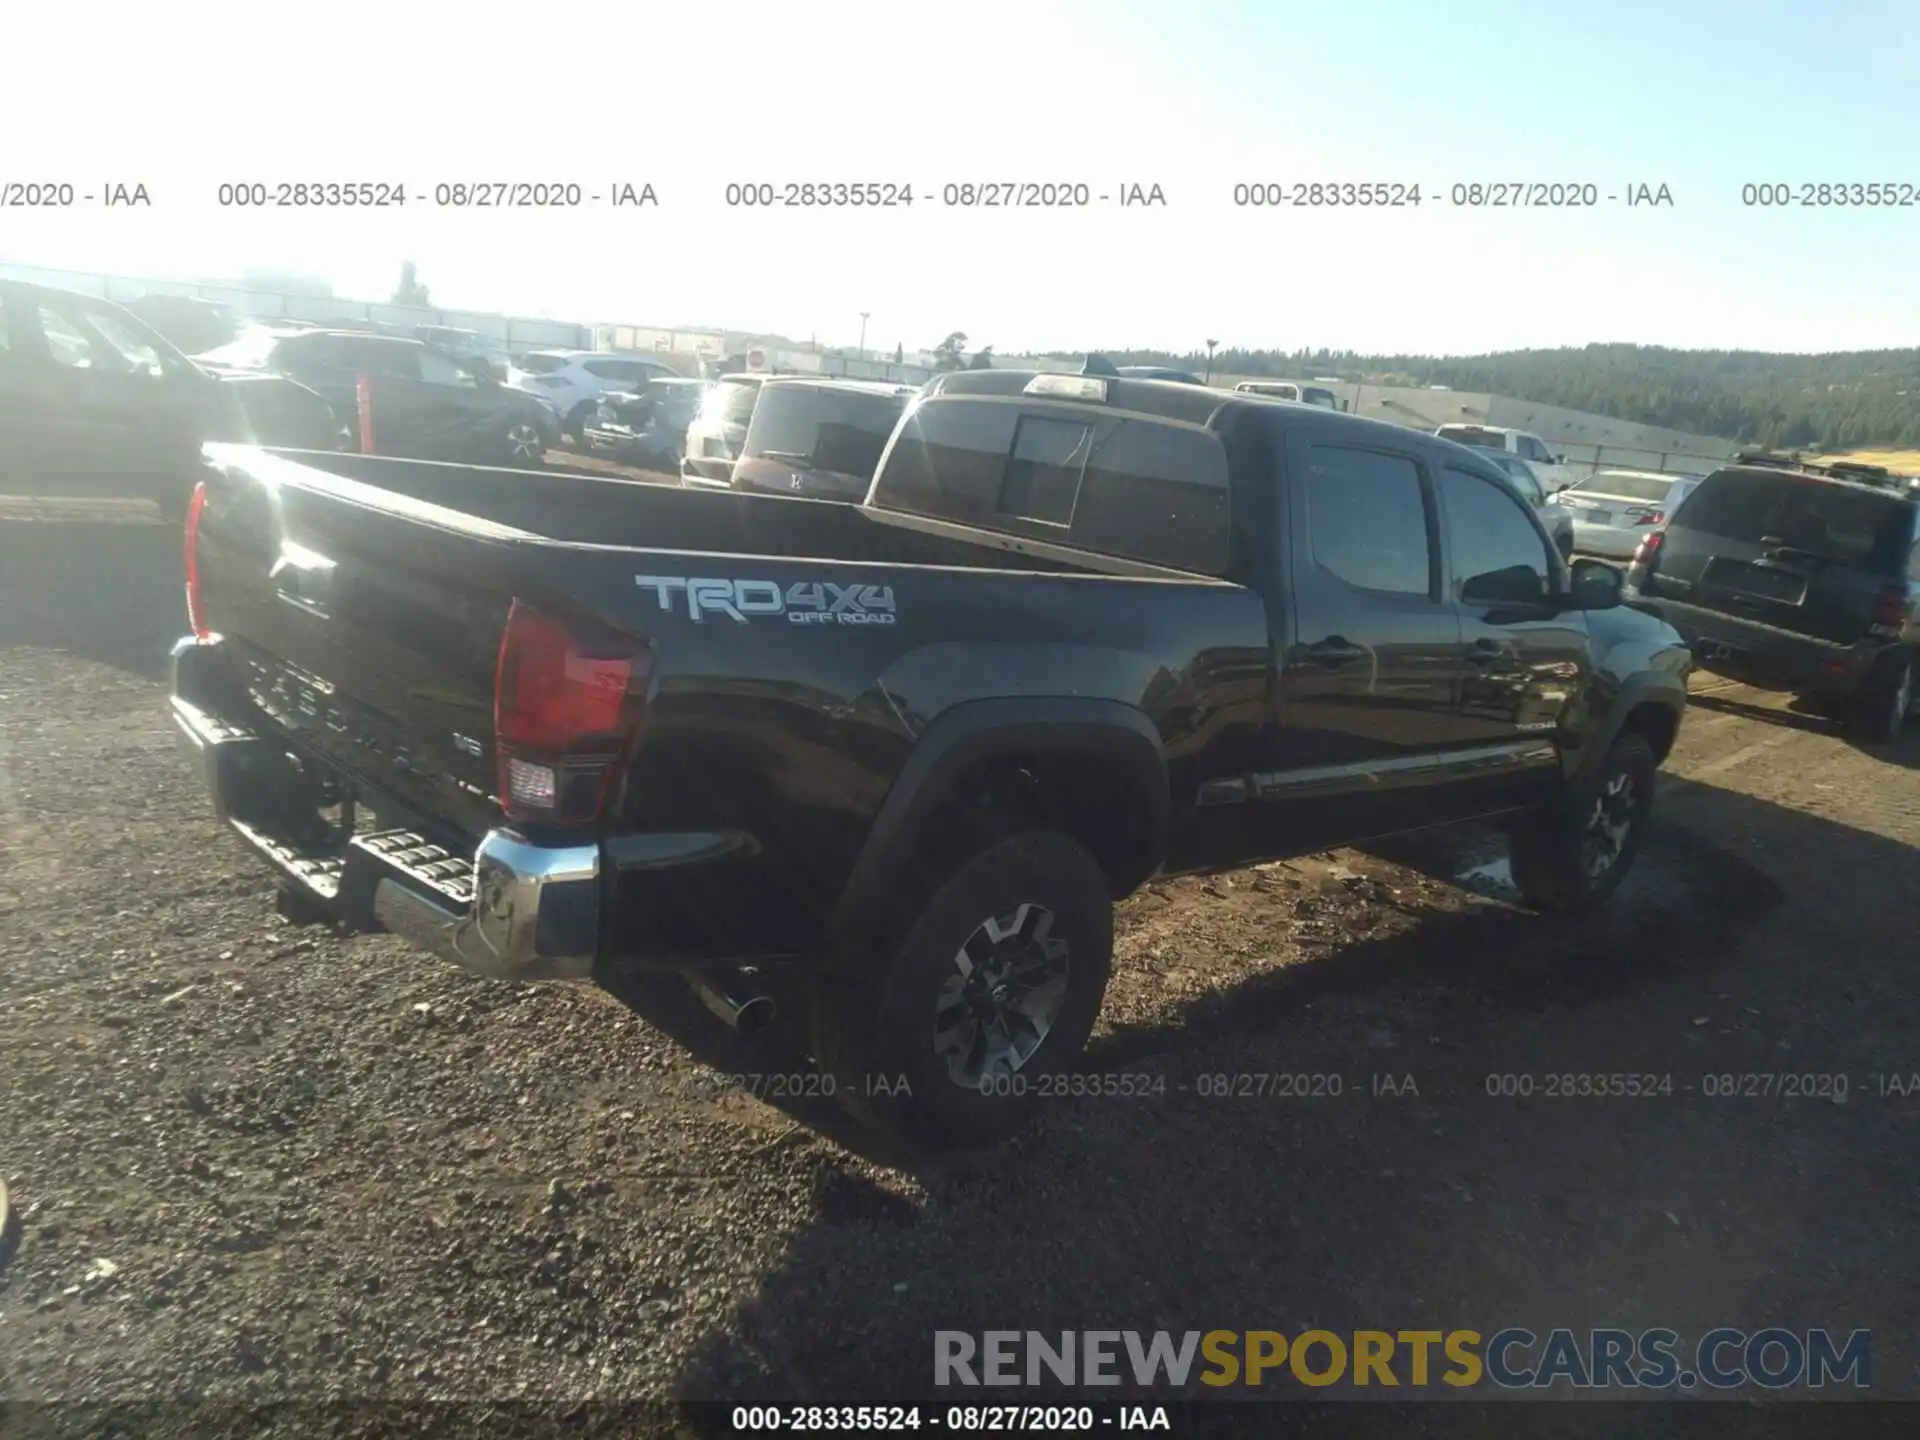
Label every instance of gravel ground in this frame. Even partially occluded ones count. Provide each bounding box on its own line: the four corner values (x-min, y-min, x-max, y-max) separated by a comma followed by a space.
3, 514, 1919, 1438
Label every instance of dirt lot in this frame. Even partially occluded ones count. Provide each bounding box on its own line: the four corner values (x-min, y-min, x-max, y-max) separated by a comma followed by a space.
2, 506, 1918, 1436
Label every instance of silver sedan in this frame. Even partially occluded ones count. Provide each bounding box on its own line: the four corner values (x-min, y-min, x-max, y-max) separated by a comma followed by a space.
1557, 470, 1702, 559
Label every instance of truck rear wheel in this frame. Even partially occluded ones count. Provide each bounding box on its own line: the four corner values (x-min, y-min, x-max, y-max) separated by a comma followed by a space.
811, 832, 1113, 1149
1852, 651, 1913, 745
1510, 730, 1657, 913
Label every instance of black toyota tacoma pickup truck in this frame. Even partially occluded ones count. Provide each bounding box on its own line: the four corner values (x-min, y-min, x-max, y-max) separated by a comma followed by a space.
170, 370, 1691, 1146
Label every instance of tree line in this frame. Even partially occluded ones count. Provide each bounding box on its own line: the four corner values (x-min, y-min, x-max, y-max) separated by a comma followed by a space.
1074, 343, 1920, 451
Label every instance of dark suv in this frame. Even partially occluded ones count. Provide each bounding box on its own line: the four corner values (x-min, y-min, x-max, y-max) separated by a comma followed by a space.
1624, 456, 1919, 741
730, 377, 918, 500
0, 279, 339, 513
196, 327, 560, 467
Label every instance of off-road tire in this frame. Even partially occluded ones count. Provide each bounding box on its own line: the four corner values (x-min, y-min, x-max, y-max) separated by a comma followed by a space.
1511, 730, 1658, 913
1852, 651, 1913, 745
810, 832, 1113, 1150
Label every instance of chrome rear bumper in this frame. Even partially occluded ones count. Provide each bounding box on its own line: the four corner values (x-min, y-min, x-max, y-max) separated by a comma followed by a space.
170, 634, 598, 982
369, 833, 598, 982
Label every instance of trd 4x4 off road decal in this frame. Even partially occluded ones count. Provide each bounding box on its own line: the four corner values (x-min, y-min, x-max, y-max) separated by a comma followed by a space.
635, 575, 898, 626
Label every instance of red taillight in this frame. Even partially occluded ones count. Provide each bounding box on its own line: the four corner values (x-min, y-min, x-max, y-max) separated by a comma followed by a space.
183, 480, 210, 639
1633, 509, 1664, 526
492, 599, 650, 825
1873, 584, 1909, 630
1625, 529, 1664, 588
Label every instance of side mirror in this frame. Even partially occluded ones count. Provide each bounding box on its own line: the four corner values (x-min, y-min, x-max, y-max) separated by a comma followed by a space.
1554, 453, 1567, 464
1461, 564, 1551, 607
1567, 557, 1623, 611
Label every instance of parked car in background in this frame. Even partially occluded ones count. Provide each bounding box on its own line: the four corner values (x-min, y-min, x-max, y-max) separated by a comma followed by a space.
414, 326, 511, 379
121, 293, 245, 356
1233, 380, 1342, 409
1626, 455, 1919, 741
681, 374, 766, 487
730, 378, 917, 499
0, 279, 338, 513
196, 326, 559, 466
1477, 452, 1575, 558
1434, 423, 1580, 495
505, 350, 683, 441
1556, 470, 1701, 560
583, 376, 707, 469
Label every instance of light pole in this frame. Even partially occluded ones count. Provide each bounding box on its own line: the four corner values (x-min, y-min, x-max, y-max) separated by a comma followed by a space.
1204, 338, 1219, 384
858, 312, 870, 360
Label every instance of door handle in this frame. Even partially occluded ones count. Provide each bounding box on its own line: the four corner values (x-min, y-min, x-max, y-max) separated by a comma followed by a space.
1464, 639, 1503, 666
1306, 638, 1367, 668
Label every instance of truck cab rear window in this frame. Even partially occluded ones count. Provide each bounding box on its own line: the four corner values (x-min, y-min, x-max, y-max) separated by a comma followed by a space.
1001, 417, 1093, 525
876, 397, 1230, 574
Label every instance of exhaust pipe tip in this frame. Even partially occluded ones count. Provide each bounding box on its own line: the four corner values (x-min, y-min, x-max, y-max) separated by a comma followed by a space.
733, 994, 776, 1036
691, 973, 777, 1034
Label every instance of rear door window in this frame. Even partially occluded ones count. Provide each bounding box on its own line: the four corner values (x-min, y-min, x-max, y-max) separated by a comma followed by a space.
352, 339, 424, 380
270, 333, 340, 379
36, 304, 98, 369
1677, 471, 1911, 573
1301, 445, 1435, 596
418, 348, 478, 386
516, 354, 569, 375
583, 359, 645, 383
83, 307, 170, 378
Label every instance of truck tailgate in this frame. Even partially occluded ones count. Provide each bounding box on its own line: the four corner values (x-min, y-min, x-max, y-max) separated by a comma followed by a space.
189, 449, 638, 844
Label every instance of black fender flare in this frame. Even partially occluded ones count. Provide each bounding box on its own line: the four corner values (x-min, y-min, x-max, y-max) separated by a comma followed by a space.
831, 696, 1169, 947
1578, 670, 1688, 780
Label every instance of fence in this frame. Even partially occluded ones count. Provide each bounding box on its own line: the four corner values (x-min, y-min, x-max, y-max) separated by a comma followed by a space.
1550, 444, 1736, 481
816, 355, 936, 385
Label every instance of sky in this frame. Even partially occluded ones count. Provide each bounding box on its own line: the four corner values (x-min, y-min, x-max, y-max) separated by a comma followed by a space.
3, 0, 1918, 357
